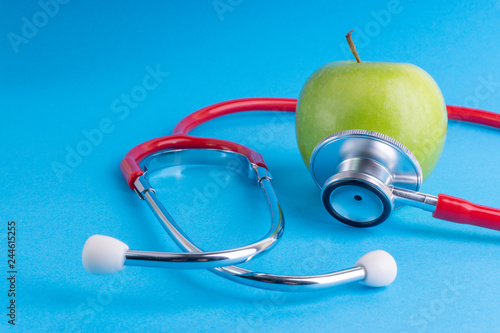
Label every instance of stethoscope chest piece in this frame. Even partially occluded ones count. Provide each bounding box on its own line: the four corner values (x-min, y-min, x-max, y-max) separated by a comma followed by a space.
310, 130, 423, 227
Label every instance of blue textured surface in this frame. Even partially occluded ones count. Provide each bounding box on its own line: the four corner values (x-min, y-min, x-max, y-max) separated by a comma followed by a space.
1, 1, 499, 332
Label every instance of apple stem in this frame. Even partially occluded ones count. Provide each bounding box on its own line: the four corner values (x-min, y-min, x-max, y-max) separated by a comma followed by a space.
346, 30, 361, 63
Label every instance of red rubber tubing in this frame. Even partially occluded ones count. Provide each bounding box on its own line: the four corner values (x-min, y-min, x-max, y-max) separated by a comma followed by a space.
121, 98, 296, 189
433, 194, 500, 231
172, 99, 500, 136
439, 105, 500, 230
446, 105, 500, 128
172, 98, 297, 135
120, 134, 266, 189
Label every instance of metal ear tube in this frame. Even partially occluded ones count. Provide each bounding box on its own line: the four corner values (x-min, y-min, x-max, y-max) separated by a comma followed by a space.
83, 136, 398, 291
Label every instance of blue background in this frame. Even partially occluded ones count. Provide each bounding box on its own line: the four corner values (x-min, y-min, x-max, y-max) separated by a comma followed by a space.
1, 0, 499, 332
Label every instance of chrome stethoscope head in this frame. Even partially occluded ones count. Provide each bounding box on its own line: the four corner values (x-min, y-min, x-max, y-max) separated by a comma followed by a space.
310, 130, 423, 227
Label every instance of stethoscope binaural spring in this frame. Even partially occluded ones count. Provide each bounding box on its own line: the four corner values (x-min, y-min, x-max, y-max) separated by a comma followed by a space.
82, 98, 500, 292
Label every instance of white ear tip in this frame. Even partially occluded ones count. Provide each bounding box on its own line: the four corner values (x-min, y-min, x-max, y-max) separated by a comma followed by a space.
355, 250, 397, 287
82, 235, 129, 274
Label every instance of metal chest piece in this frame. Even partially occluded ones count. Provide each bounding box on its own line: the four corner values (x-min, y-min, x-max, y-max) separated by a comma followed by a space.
309, 130, 423, 227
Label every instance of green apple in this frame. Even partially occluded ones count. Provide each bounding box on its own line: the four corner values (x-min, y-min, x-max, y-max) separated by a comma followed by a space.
296, 46, 447, 181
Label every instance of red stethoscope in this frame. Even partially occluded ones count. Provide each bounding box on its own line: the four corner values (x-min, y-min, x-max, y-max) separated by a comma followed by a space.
82, 98, 499, 292
124, 98, 500, 230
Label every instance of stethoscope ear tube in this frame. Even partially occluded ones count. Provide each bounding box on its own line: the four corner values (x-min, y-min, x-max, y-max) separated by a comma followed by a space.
81, 233, 398, 289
